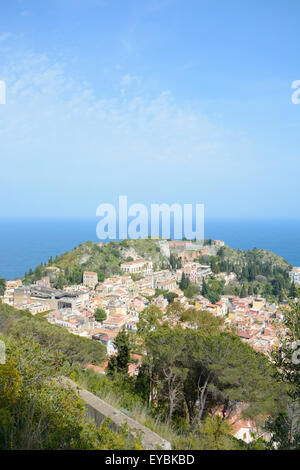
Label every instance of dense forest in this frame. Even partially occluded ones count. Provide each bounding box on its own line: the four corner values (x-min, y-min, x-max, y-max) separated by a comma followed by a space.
198, 245, 292, 302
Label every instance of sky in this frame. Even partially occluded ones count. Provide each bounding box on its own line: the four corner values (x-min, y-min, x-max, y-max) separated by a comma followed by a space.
0, 0, 300, 220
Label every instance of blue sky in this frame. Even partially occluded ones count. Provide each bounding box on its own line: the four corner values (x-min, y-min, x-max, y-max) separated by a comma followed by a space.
0, 0, 300, 219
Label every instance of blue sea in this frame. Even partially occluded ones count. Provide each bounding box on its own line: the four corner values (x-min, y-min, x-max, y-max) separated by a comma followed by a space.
0, 218, 300, 280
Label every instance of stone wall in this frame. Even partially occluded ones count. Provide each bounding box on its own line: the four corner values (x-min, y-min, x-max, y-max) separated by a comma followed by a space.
65, 379, 172, 450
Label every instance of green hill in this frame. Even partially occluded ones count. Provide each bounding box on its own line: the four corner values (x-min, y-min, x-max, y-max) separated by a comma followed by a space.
23, 238, 171, 285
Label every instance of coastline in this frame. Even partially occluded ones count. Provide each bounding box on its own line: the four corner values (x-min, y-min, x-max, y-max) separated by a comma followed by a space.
0, 217, 300, 279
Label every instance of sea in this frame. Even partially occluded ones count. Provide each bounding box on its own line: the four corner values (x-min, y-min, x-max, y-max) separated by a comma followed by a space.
0, 218, 300, 280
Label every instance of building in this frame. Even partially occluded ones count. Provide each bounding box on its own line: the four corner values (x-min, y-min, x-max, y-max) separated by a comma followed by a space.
120, 259, 153, 275
45, 266, 60, 279
214, 240, 225, 248
289, 267, 300, 284
35, 276, 51, 288
252, 297, 266, 309
27, 301, 50, 315
14, 285, 89, 311
156, 278, 177, 292
5, 280, 22, 289
92, 331, 118, 355
13, 287, 31, 306
83, 271, 98, 289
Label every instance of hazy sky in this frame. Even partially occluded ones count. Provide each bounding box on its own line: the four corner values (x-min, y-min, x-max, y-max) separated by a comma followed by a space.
0, 0, 300, 219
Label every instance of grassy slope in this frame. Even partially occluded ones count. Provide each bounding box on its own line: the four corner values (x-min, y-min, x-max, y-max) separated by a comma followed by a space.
46, 239, 170, 277
219, 245, 291, 271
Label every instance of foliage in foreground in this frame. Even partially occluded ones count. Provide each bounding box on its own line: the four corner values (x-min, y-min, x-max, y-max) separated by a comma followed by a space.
265, 291, 300, 449
0, 301, 106, 366
0, 334, 141, 450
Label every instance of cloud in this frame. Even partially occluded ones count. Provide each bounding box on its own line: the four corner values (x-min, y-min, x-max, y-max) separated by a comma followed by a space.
0, 32, 15, 43
0, 43, 256, 217
20, 10, 32, 17
121, 73, 139, 87
0, 47, 245, 167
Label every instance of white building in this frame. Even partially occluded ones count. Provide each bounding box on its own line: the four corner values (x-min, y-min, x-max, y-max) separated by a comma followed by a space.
120, 259, 153, 275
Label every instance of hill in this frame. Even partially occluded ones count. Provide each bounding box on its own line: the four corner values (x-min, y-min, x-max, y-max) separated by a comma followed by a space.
22, 238, 292, 302
23, 238, 171, 285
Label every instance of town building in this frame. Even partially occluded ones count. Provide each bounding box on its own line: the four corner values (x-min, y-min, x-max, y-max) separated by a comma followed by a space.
83, 271, 98, 289
120, 259, 153, 275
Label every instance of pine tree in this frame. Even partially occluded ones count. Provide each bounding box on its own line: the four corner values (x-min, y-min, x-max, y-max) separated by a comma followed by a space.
179, 273, 190, 291
202, 279, 208, 296
107, 329, 131, 377
267, 292, 300, 448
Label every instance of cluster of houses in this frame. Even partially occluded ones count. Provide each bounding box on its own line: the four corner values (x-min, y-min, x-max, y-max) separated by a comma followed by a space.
224, 295, 284, 355
2, 248, 283, 361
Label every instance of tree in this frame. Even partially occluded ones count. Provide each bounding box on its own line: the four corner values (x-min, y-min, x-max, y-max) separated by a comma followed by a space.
210, 256, 220, 274
183, 331, 279, 428
202, 279, 208, 296
0, 335, 140, 450
114, 329, 131, 374
0, 303, 106, 366
137, 305, 163, 337
180, 308, 224, 334
169, 254, 181, 270
54, 273, 66, 290
206, 290, 220, 304
179, 273, 190, 291
197, 416, 234, 450
0, 279, 5, 297
144, 327, 188, 424
290, 281, 297, 299
266, 292, 300, 449
201, 279, 224, 304
163, 292, 177, 304
140, 324, 279, 432
107, 329, 131, 377
106, 355, 118, 379
94, 308, 107, 323
240, 284, 247, 298
166, 302, 185, 319
184, 283, 199, 299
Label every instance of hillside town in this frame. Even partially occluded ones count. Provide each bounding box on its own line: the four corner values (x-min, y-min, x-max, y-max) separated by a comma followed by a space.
2, 239, 287, 361
0, 238, 296, 445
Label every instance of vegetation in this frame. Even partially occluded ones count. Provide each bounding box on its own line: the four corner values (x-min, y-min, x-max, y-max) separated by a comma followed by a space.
2, 291, 296, 449
23, 239, 171, 285
69, 305, 289, 450
0, 302, 106, 366
107, 329, 131, 378
265, 290, 300, 449
142, 327, 280, 428
0, 303, 141, 450
22, 239, 293, 305
2, 239, 298, 449
163, 292, 178, 304
0, 278, 5, 296
180, 308, 224, 333
211, 246, 292, 302
94, 307, 107, 324
202, 278, 224, 304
